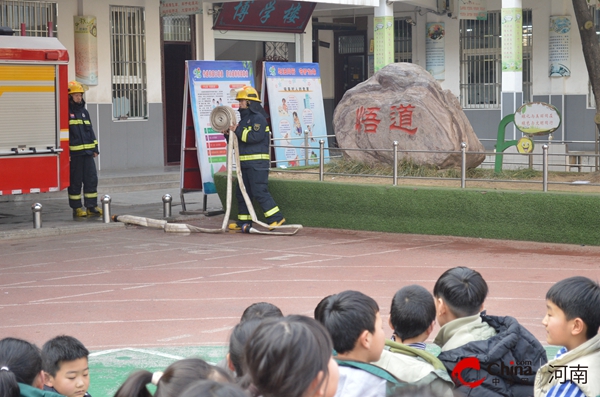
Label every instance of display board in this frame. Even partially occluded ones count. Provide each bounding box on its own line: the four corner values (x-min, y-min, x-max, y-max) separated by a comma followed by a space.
263, 62, 329, 168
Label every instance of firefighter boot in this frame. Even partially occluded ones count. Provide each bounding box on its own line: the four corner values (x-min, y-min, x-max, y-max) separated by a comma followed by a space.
73, 207, 87, 218
87, 206, 103, 216
269, 218, 286, 230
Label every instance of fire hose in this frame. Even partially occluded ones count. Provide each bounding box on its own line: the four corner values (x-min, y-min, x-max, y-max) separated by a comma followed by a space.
113, 105, 302, 236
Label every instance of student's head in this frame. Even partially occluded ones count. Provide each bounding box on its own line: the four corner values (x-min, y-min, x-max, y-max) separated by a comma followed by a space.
0, 337, 43, 393
243, 315, 338, 397
316, 290, 385, 362
433, 267, 488, 326
390, 285, 436, 342
227, 319, 261, 377
240, 302, 283, 322
42, 335, 90, 397
543, 276, 600, 349
113, 358, 230, 397
180, 380, 247, 397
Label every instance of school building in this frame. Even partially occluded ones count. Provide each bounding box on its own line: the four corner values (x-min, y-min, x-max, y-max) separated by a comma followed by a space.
1, 0, 598, 171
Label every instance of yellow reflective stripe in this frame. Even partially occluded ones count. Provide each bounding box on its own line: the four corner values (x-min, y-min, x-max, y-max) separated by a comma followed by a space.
264, 206, 280, 217
69, 194, 81, 200
70, 143, 97, 151
239, 154, 270, 161
84, 192, 98, 198
265, 126, 270, 133
238, 214, 252, 221
69, 120, 83, 125
84, 120, 91, 125
241, 126, 251, 142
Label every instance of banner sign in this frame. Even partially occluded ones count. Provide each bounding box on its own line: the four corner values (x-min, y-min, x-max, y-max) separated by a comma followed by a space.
73, 16, 98, 86
501, 8, 523, 72
425, 22, 445, 80
549, 16, 571, 77
160, 0, 202, 16
373, 16, 394, 73
459, 0, 487, 20
263, 62, 330, 168
514, 102, 561, 135
213, 1, 316, 33
185, 60, 254, 194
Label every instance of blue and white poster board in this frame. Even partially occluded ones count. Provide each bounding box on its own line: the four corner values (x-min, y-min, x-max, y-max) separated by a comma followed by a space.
263, 62, 329, 168
186, 60, 253, 193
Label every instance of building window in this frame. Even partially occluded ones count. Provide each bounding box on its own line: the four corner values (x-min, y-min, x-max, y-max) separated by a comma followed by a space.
162, 15, 191, 42
110, 5, 147, 120
0, 0, 57, 37
394, 19, 412, 63
460, 10, 532, 109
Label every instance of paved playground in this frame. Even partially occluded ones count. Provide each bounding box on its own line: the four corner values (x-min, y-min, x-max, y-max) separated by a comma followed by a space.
1, 215, 599, 395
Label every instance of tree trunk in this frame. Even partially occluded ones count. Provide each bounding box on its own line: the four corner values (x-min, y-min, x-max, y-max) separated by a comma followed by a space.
572, 0, 600, 168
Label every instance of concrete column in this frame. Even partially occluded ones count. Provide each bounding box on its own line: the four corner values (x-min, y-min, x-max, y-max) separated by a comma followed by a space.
501, 0, 523, 139
197, 3, 215, 60
374, 0, 394, 72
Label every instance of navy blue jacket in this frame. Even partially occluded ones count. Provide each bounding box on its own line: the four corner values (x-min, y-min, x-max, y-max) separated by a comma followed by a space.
437, 314, 548, 397
69, 98, 98, 157
233, 103, 271, 166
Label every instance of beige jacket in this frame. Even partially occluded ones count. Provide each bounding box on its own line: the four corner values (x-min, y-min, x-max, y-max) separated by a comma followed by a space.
433, 313, 498, 352
534, 334, 600, 397
373, 341, 454, 397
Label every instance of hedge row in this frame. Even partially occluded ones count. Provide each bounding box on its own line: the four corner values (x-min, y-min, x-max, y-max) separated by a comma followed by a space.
214, 173, 600, 246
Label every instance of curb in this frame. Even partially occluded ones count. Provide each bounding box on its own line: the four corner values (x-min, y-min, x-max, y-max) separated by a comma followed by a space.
0, 222, 125, 240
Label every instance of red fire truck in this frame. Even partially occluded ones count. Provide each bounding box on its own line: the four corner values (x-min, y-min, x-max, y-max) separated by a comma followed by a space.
0, 35, 69, 196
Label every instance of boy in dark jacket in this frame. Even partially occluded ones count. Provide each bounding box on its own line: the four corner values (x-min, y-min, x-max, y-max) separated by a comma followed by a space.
433, 267, 547, 396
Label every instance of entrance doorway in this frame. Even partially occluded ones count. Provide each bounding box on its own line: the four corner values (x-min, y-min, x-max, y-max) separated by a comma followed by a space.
161, 16, 195, 165
334, 31, 367, 106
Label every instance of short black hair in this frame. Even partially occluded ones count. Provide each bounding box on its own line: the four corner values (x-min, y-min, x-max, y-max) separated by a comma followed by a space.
42, 335, 89, 376
547, 276, 600, 339
240, 302, 283, 322
316, 290, 379, 354
180, 380, 247, 397
390, 285, 436, 341
433, 267, 488, 318
228, 319, 261, 377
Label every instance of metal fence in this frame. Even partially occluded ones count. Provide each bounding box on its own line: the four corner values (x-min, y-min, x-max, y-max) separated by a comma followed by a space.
270, 136, 600, 192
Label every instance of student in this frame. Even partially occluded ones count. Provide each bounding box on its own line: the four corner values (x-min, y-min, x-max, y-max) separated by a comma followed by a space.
315, 291, 405, 397
113, 358, 231, 397
0, 337, 61, 397
240, 301, 283, 322
534, 276, 600, 397
180, 380, 247, 397
243, 315, 338, 397
433, 267, 547, 396
372, 286, 454, 397
226, 319, 261, 379
42, 335, 91, 397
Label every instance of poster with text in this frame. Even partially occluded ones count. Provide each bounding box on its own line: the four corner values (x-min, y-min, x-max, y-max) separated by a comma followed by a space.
459, 0, 487, 20
501, 8, 522, 72
549, 16, 571, 77
264, 62, 330, 168
186, 60, 253, 194
426, 23, 445, 80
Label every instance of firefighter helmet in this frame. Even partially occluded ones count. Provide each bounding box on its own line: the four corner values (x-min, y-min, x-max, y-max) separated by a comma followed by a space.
235, 86, 261, 102
68, 80, 86, 94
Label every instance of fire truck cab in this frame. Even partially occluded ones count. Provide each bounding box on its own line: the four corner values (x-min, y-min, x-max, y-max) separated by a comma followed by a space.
0, 35, 69, 196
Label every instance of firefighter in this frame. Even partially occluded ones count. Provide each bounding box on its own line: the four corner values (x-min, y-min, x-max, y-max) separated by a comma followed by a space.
67, 80, 102, 217
226, 86, 285, 230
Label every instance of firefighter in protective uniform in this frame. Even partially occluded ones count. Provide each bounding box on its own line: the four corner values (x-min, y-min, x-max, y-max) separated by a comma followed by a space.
67, 80, 102, 217
225, 86, 285, 230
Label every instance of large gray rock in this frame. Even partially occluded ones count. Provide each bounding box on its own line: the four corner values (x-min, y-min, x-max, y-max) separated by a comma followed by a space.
333, 63, 485, 169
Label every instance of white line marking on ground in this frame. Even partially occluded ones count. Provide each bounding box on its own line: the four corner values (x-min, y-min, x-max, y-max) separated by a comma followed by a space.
157, 334, 192, 342
89, 348, 125, 357
264, 254, 310, 261
0, 316, 239, 329
45, 271, 111, 281
122, 284, 154, 290
208, 267, 271, 277
123, 348, 185, 360
29, 289, 115, 303
201, 326, 232, 334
